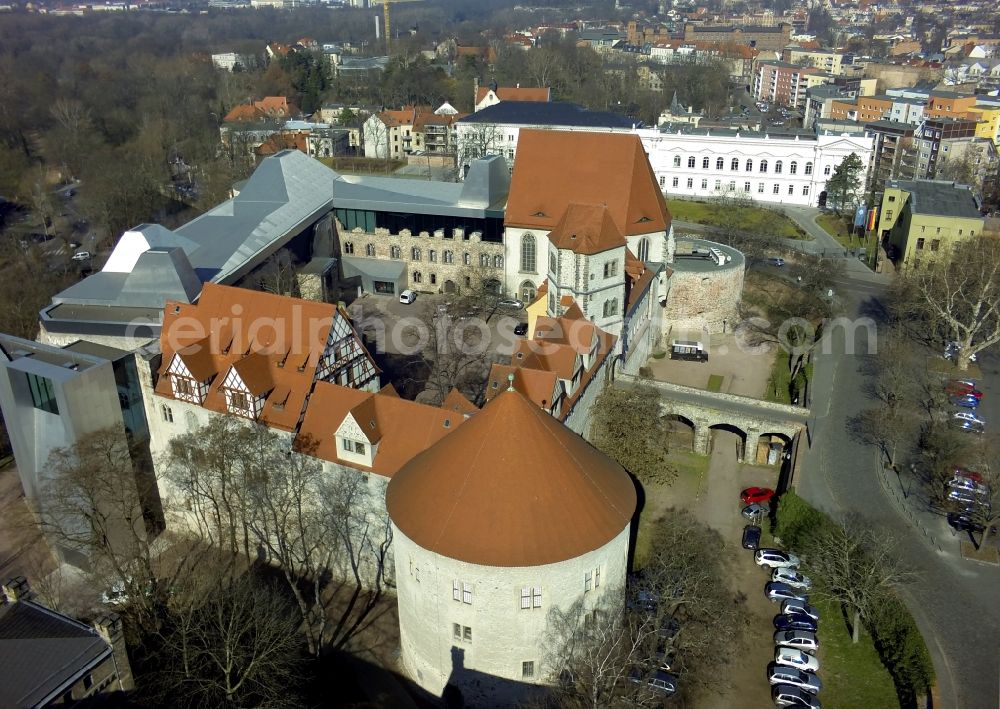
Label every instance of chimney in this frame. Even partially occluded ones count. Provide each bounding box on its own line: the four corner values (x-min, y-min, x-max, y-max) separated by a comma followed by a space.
2, 575, 32, 603
473, 76, 480, 106
94, 612, 135, 691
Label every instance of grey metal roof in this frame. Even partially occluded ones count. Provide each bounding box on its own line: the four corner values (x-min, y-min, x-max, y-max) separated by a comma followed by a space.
331, 155, 509, 217
657, 124, 820, 141
889, 180, 983, 219
341, 256, 407, 280
458, 101, 636, 129
0, 601, 111, 707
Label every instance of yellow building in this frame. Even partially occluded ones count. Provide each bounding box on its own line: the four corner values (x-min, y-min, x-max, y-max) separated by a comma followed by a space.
974, 102, 1000, 145
878, 179, 985, 270
781, 47, 844, 75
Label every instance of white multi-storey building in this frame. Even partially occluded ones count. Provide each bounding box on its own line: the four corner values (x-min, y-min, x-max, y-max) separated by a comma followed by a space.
637, 127, 874, 207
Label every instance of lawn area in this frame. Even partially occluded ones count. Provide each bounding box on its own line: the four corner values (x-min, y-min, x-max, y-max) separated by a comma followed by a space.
926, 354, 984, 380
315, 155, 405, 175
813, 598, 900, 709
816, 212, 877, 257
669, 199, 808, 240
764, 351, 792, 404
707, 374, 724, 392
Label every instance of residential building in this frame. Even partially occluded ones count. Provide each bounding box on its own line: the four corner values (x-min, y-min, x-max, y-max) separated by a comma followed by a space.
829, 95, 892, 123
473, 81, 551, 112
387, 388, 636, 704
781, 46, 844, 75
877, 179, 985, 269
1, 577, 134, 707
974, 98, 1000, 145
864, 120, 918, 195
454, 101, 636, 175
753, 61, 832, 108
210, 52, 256, 71
914, 117, 979, 179
803, 85, 855, 129
363, 104, 467, 160
223, 96, 300, 123
639, 125, 874, 208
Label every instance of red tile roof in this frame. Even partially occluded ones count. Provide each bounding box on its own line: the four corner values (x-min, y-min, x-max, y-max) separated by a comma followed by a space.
385, 390, 636, 567
475, 86, 552, 104
548, 203, 626, 255
507, 130, 672, 237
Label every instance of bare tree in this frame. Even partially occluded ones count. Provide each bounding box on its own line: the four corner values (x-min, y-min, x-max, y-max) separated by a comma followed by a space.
151, 564, 304, 708
803, 519, 913, 644
244, 248, 298, 296
42, 427, 163, 628
591, 384, 676, 487
455, 122, 505, 176
892, 236, 1000, 370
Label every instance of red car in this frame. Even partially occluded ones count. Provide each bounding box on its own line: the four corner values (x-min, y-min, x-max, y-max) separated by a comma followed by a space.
741, 487, 776, 504
946, 380, 982, 399
953, 468, 984, 483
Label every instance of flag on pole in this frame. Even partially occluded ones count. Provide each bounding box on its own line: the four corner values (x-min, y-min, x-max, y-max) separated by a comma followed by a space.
853, 206, 867, 228
866, 207, 878, 231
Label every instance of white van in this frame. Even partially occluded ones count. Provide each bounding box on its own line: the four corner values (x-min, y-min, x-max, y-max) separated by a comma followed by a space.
670, 340, 708, 362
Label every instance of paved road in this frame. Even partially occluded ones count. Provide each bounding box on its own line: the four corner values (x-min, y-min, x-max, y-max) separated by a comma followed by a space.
799, 272, 1000, 709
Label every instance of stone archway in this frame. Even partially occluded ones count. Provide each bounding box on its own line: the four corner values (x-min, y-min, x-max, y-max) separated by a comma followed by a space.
443, 279, 457, 294
519, 280, 536, 302
753, 432, 792, 466
707, 422, 748, 461
663, 413, 696, 452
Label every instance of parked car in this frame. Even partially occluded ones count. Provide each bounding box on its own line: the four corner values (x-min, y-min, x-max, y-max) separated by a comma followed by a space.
628, 667, 678, 696
767, 257, 786, 267
772, 684, 822, 708
774, 647, 820, 673
398, 289, 417, 304
947, 488, 989, 508
952, 411, 985, 427
765, 582, 808, 604
767, 663, 822, 693
953, 468, 984, 483
950, 394, 981, 409
944, 341, 977, 363
946, 512, 989, 534
947, 476, 990, 496
71, 251, 91, 261
742, 502, 771, 519
945, 380, 981, 399
774, 613, 818, 633
756, 549, 800, 568
742, 524, 762, 550
774, 630, 819, 654
100, 579, 128, 606
781, 600, 820, 621
741, 487, 775, 504
950, 417, 985, 434
498, 297, 524, 309
513, 322, 528, 336
772, 568, 811, 590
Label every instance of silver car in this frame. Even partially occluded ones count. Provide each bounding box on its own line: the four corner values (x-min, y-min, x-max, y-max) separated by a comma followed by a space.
781, 600, 820, 621
775, 630, 819, 654
767, 662, 822, 694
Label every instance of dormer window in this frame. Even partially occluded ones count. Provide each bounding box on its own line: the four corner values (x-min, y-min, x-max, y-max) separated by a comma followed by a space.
341, 438, 366, 454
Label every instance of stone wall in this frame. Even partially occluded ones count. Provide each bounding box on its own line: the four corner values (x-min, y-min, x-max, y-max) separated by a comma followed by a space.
662, 259, 744, 336
337, 221, 504, 295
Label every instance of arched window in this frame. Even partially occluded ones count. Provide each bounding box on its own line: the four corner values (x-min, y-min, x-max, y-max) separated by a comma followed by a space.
549, 251, 557, 273
746, 159, 753, 172
480, 253, 490, 267
430, 273, 437, 285
443, 250, 454, 264
716, 157, 724, 170
804, 162, 813, 175
411, 247, 421, 261
390, 245, 401, 259
687, 156, 695, 168
521, 233, 536, 273
494, 254, 503, 268
673, 155, 681, 167
637, 238, 649, 261
463, 252, 471, 265
413, 271, 422, 283
731, 158, 739, 171
365, 243, 376, 257
789, 161, 797, 175
520, 280, 536, 302
344, 242, 354, 254
759, 160, 768, 173
702, 157, 710, 169
603, 298, 618, 317
774, 160, 783, 174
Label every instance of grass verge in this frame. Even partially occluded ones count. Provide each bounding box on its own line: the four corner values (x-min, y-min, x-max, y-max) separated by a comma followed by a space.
813, 597, 899, 709
669, 199, 808, 240
764, 351, 792, 404
707, 374, 724, 392
633, 449, 709, 565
